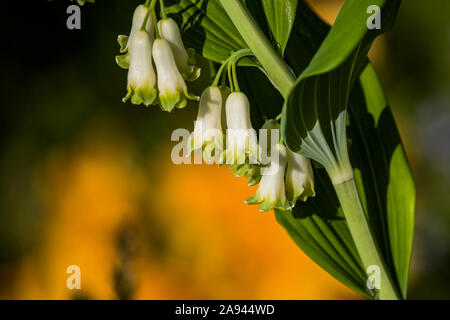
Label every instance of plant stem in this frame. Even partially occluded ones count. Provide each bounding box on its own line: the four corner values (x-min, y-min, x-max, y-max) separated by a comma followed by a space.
159, 0, 167, 19
218, 0, 295, 98
142, 0, 158, 32
334, 178, 399, 300
212, 49, 253, 87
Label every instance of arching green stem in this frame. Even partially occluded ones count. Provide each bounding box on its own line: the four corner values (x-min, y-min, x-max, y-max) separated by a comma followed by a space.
159, 0, 168, 19
212, 49, 253, 88
218, 0, 295, 98
141, 0, 158, 32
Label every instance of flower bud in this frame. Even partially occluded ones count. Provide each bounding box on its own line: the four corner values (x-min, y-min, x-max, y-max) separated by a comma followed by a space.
122, 30, 157, 107
152, 38, 199, 112
157, 18, 200, 81
188, 86, 224, 162
285, 148, 315, 203
246, 144, 292, 212
224, 92, 259, 165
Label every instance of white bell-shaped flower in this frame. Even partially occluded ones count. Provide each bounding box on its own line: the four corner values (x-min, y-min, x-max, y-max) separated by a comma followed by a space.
157, 18, 199, 81
157, 18, 187, 71
122, 30, 157, 106
116, 5, 154, 69
152, 38, 198, 112
285, 148, 315, 203
188, 86, 224, 162
246, 143, 292, 212
224, 92, 259, 165
119, 5, 154, 52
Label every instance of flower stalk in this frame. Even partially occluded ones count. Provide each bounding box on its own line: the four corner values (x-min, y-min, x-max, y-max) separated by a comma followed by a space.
218, 0, 295, 98
334, 179, 400, 300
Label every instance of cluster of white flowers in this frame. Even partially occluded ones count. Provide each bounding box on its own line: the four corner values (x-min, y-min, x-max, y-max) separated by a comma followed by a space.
116, 5, 200, 111
188, 86, 315, 212
246, 133, 316, 212
116, 4, 315, 213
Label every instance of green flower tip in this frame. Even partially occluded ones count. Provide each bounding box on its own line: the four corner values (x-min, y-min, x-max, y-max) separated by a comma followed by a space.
233, 164, 261, 186
123, 86, 157, 107
159, 91, 185, 112
159, 89, 198, 112
245, 194, 292, 213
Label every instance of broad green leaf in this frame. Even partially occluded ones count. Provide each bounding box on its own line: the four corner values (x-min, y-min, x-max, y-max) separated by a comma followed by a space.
275, 169, 370, 297
281, 0, 414, 299
166, 0, 247, 62
349, 65, 415, 298
261, 0, 298, 55
282, 0, 401, 178
271, 0, 372, 298
299, 0, 398, 78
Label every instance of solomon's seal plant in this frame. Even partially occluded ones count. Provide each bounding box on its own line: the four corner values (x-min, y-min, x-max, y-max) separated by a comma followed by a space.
112, 0, 415, 300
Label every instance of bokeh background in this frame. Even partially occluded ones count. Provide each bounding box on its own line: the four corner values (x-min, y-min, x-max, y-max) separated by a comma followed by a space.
0, 0, 449, 299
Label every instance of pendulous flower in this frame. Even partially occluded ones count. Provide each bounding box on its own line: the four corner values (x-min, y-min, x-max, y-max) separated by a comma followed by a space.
116, 5, 154, 69
188, 86, 224, 162
157, 18, 200, 81
152, 38, 199, 112
224, 92, 259, 165
285, 148, 315, 203
245, 143, 292, 212
122, 30, 157, 107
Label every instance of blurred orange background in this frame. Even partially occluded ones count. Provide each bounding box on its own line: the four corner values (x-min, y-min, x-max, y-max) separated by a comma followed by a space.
5, 133, 357, 299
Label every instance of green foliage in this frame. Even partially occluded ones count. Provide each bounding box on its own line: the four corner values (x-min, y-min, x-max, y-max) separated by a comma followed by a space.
261, 0, 298, 55
166, 0, 414, 299
166, 0, 246, 62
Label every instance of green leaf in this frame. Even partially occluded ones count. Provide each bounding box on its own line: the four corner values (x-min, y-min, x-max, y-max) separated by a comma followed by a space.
282, 0, 402, 181
349, 64, 415, 298
280, 0, 414, 299
242, 0, 272, 39
261, 0, 298, 55
166, 0, 247, 62
275, 169, 370, 298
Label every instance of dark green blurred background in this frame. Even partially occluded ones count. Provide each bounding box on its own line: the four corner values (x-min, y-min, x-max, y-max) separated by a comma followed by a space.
0, 0, 449, 299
